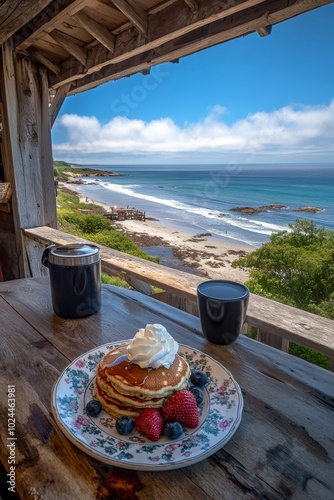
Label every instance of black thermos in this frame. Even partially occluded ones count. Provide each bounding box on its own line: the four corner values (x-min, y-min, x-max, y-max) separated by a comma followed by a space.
42, 244, 101, 318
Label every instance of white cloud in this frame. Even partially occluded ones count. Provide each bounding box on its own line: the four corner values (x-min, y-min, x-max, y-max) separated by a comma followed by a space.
53, 101, 334, 164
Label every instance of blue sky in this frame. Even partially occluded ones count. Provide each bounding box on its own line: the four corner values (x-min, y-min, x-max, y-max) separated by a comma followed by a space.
52, 3, 334, 165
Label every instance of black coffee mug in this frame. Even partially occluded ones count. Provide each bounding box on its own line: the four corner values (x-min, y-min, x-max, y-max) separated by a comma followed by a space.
197, 280, 249, 345
42, 244, 101, 318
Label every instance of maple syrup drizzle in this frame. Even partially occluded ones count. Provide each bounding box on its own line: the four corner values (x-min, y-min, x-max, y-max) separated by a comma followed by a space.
103, 352, 152, 386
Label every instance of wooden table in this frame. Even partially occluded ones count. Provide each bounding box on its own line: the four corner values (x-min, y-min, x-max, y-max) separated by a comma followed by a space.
0, 277, 333, 500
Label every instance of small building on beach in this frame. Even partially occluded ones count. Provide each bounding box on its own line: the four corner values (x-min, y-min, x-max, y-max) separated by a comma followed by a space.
104, 208, 146, 221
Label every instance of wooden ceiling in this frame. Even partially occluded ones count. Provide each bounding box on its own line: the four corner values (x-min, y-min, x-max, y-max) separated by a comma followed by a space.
1, 0, 333, 98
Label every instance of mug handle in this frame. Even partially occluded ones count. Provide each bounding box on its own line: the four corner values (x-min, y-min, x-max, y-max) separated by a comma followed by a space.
41, 244, 55, 267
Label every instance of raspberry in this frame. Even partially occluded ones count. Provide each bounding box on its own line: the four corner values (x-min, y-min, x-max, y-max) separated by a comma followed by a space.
134, 408, 164, 441
162, 390, 199, 428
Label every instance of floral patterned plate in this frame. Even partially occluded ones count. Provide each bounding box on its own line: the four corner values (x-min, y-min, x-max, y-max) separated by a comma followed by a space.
51, 341, 243, 470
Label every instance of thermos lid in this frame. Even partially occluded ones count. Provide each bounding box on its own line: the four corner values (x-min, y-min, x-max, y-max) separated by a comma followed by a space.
47, 244, 100, 266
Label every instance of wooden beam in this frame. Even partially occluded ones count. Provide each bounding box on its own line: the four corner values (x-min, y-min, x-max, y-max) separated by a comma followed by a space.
107, 0, 148, 35
57, 1, 290, 94
183, 0, 198, 14
49, 83, 71, 127
257, 25, 272, 36
28, 47, 61, 76
49, 29, 87, 65
53, 0, 333, 93
50, 0, 266, 89
13, 0, 93, 51
73, 11, 116, 53
0, 0, 53, 45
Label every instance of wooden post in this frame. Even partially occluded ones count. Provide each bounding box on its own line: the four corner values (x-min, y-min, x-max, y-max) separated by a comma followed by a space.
1, 39, 57, 278
258, 328, 290, 352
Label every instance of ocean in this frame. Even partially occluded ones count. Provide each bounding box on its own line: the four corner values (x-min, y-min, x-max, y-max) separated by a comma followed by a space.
70, 164, 334, 248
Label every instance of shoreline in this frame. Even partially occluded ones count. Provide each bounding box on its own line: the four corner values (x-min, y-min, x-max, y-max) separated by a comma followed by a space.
59, 182, 251, 283
114, 219, 251, 282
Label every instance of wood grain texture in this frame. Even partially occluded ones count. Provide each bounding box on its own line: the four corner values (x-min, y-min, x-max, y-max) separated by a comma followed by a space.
0, 0, 53, 44
0, 277, 333, 499
1, 42, 57, 232
73, 11, 116, 53
49, 83, 71, 127
13, 0, 94, 51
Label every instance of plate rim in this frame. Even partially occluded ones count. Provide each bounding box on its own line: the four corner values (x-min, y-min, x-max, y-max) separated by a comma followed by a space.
51, 341, 243, 471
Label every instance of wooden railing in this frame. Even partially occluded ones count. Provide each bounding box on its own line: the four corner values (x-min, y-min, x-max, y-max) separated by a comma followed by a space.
23, 226, 334, 370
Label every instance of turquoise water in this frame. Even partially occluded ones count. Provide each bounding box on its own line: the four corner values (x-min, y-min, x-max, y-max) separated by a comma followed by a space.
72, 164, 334, 247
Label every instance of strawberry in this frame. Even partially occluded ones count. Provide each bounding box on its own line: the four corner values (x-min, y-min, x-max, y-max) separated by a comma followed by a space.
134, 408, 164, 441
162, 389, 199, 428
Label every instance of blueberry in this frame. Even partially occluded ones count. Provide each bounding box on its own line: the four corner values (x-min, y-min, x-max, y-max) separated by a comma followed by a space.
85, 399, 102, 417
190, 370, 208, 387
116, 416, 134, 435
164, 421, 183, 440
190, 386, 204, 405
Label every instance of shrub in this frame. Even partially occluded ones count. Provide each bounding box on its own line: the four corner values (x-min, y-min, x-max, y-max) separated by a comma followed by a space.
78, 214, 111, 234
234, 219, 333, 369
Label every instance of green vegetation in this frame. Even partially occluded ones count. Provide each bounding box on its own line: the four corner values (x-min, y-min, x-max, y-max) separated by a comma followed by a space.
56, 189, 158, 288
235, 219, 334, 369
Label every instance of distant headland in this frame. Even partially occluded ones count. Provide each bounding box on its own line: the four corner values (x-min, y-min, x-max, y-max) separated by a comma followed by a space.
53, 161, 127, 183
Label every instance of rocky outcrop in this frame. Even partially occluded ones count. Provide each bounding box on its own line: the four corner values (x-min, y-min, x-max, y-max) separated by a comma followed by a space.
230, 204, 287, 214
230, 204, 322, 215
293, 206, 322, 213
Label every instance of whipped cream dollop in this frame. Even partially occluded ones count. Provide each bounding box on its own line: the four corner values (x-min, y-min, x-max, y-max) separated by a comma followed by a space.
127, 324, 179, 369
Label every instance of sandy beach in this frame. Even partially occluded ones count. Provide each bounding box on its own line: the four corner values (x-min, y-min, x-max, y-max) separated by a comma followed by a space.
60, 182, 251, 283
113, 219, 251, 283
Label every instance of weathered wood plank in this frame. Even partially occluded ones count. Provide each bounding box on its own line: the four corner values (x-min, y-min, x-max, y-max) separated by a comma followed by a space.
183, 0, 198, 14
28, 46, 61, 76
23, 226, 334, 361
49, 82, 71, 127
0, 230, 18, 280
13, 0, 93, 51
73, 10, 116, 53
0, 296, 103, 499
109, 0, 148, 35
0, 0, 53, 44
49, 29, 87, 65
24, 236, 49, 278
1, 41, 57, 277
0, 278, 333, 499
153, 290, 199, 315
257, 328, 290, 352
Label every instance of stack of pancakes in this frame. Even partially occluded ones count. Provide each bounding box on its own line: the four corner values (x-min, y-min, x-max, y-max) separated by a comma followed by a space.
94, 344, 190, 418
